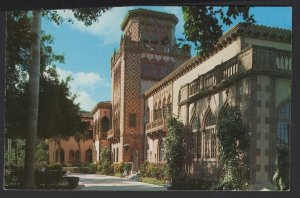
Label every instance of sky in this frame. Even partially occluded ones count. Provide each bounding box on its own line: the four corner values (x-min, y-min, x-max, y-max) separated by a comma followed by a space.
41, 6, 292, 111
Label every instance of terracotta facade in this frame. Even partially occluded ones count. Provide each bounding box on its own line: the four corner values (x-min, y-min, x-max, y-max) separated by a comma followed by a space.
48, 112, 94, 165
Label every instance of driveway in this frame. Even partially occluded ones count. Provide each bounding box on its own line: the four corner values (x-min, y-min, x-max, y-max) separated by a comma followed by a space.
68, 173, 168, 191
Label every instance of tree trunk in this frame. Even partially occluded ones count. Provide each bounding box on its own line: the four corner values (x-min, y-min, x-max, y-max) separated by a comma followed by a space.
23, 11, 41, 188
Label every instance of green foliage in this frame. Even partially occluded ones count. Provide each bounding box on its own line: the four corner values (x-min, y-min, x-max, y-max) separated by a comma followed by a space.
182, 6, 255, 55
5, 12, 84, 140
97, 147, 113, 175
4, 139, 26, 167
165, 117, 186, 179
112, 162, 125, 174
139, 177, 167, 186
212, 105, 250, 190
124, 162, 132, 172
139, 161, 170, 180
273, 148, 289, 190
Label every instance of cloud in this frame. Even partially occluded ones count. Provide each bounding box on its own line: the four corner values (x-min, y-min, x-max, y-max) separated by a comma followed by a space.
57, 7, 134, 44
54, 66, 110, 111
56, 7, 185, 44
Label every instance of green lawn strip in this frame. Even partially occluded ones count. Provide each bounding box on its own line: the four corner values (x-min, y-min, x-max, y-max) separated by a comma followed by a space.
139, 177, 167, 186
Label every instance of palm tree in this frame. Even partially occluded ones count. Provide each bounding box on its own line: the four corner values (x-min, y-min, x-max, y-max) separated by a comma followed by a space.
23, 11, 41, 188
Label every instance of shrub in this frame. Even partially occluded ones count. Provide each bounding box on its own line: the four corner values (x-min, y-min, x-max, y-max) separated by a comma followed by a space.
124, 162, 132, 173
47, 163, 62, 171
139, 161, 170, 180
273, 147, 289, 190
212, 105, 250, 190
112, 162, 125, 174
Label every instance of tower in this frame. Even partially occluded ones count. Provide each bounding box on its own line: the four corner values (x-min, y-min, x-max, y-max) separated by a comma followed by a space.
108, 8, 190, 169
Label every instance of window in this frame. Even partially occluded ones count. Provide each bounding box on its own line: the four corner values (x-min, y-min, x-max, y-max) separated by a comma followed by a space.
116, 148, 119, 162
101, 117, 110, 132
85, 148, 92, 163
75, 150, 80, 163
69, 150, 75, 163
129, 113, 137, 127
276, 102, 290, 149
159, 140, 165, 162
192, 117, 201, 160
204, 110, 217, 160
146, 107, 150, 123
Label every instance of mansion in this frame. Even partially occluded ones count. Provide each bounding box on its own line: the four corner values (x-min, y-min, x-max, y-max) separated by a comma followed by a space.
49, 9, 291, 189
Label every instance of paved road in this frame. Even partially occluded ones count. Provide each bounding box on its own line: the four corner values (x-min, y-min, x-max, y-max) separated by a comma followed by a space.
68, 173, 168, 191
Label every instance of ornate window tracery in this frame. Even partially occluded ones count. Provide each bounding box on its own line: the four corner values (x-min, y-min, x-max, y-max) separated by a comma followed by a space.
204, 110, 217, 159
276, 102, 290, 149
191, 116, 201, 160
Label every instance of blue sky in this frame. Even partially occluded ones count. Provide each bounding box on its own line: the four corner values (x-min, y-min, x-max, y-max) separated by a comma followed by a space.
41, 6, 292, 111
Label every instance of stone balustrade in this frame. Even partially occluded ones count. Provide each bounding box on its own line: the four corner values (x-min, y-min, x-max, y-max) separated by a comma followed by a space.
181, 45, 291, 101
145, 117, 167, 134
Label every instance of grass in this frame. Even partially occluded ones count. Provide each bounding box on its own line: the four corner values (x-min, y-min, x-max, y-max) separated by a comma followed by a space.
139, 177, 168, 186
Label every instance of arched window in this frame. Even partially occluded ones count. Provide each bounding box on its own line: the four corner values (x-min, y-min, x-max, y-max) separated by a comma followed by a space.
163, 98, 168, 117
116, 148, 119, 162
158, 100, 162, 119
204, 110, 217, 159
60, 148, 65, 164
166, 60, 173, 75
55, 149, 59, 163
146, 107, 150, 123
159, 140, 165, 162
192, 116, 201, 160
158, 59, 165, 79
75, 150, 80, 163
101, 116, 110, 139
141, 58, 149, 79
113, 148, 115, 163
150, 59, 157, 80
167, 96, 172, 116
69, 150, 75, 164
85, 148, 93, 163
276, 102, 290, 149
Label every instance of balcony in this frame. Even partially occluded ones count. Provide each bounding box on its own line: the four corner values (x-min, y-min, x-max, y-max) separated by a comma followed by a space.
145, 117, 167, 135
179, 45, 291, 104
123, 37, 191, 57
107, 128, 120, 142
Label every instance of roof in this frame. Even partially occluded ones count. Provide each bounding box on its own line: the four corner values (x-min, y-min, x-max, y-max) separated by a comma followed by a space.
121, 8, 179, 31
91, 101, 112, 115
144, 23, 291, 96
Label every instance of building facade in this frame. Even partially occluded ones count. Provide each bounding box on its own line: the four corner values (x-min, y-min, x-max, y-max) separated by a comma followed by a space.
91, 101, 112, 162
48, 112, 94, 165
108, 9, 190, 170
48, 8, 291, 189
144, 22, 291, 189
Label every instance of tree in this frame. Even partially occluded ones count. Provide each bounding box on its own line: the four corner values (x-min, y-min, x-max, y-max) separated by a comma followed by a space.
212, 105, 250, 190
165, 116, 186, 182
6, 8, 111, 188
182, 6, 255, 55
273, 147, 289, 190
23, 11, 41, 188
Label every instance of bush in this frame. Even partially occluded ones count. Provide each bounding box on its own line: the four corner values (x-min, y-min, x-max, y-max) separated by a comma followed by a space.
112, 162, 125, 174
124, 162, 132, 172
47, 163, 62, 171
139, 161, 170, 180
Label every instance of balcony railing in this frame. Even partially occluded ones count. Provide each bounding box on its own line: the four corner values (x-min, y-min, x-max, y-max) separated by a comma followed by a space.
107, 128, 120, 141
145, 118, 167, 134
124, 38, 190, 57
182, 45, 291, 101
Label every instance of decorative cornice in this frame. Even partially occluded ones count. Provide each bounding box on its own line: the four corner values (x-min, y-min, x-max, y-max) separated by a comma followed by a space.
121, 8, 178, 31
144, 23, 291, 97
91, 101, 112, 115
